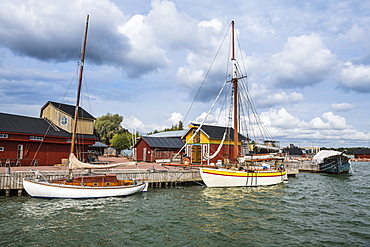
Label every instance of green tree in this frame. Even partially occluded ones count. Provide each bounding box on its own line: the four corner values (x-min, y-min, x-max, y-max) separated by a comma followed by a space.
147, 121, 185, 135
94, 113, 124, 145
110, 132, 132, 152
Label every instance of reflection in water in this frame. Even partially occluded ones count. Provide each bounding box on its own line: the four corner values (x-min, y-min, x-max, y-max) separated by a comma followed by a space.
20, 197, 122, 219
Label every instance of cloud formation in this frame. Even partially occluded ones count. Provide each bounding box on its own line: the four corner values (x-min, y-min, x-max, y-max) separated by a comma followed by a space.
1, 0, 370, 147
270, 34, 337, 88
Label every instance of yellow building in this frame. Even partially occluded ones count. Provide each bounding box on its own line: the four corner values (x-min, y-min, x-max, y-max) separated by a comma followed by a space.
182, 123, 248, 164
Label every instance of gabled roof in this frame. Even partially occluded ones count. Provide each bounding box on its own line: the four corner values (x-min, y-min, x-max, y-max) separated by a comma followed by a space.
354, 148, 370, 155
0, 112, 96, 139
282, 147, 303, 155
183, 123, 247, 141
41, 101, 95, 120
136, 136, 184, 149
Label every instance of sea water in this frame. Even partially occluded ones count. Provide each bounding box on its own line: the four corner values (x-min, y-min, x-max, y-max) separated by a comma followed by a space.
1, 162, 370, 246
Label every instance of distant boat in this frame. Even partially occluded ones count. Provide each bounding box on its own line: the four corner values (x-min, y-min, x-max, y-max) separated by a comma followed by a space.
312, 150, 351, 174
198, 21, 287, 187
23, 15, 147, 198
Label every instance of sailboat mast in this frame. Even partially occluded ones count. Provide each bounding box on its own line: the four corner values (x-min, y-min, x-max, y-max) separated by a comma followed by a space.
71, 15, 89, 155
231, 21, 239, 160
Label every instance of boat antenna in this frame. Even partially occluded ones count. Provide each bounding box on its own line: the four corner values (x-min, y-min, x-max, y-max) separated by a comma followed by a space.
231, 20, 239, 161
71, 15, 89, 159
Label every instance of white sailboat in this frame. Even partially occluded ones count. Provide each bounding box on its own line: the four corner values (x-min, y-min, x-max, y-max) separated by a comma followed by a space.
199, 21, 287, 187
23, 15, 147, 198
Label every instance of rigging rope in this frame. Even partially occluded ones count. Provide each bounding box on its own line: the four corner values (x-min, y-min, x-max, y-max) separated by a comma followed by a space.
173, 79, 229, 159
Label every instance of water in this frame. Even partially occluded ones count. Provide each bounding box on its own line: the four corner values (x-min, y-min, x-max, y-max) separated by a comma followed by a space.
1, 162, 370, 246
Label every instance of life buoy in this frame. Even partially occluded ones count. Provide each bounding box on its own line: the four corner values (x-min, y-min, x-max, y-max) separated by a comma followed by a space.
183, 158, 190, 164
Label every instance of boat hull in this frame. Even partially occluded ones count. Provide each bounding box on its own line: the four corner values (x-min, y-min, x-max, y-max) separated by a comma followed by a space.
313, 150, 351, 174
318, 161, 351, 174
200, 168, 287, 187
23, 179, 147, 199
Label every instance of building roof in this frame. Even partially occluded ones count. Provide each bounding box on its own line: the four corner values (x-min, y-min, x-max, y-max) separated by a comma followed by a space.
184, 123, 247, 141
137, 136, 184, 149
89, 141, 109, 148
0, 112, 96, 139
148, 130, 187, 138
41, 101, 95, 120
354, 148, 370, 155
282, 147, 303, 155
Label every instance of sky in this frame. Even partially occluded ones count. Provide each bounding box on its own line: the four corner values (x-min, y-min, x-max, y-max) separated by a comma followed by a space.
1, 0, 370, 148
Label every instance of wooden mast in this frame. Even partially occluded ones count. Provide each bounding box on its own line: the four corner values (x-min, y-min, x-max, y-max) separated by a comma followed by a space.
231, 20, 239, 161
70, 15, 89, 158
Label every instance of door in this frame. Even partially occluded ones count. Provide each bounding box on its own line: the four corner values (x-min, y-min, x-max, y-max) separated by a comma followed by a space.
143, 148, 147, 162
191, 145, 201, 163
17, 144, 23, 159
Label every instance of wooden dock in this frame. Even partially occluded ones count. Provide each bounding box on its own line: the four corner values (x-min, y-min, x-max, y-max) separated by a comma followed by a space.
0, 168, 203, 196
285, 161, 319, 174
0, 163, 303, 196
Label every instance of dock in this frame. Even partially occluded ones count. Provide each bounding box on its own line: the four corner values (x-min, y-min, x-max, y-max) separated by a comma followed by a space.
0, 155, 305, 196
285, 161, 319, 173
0, 166, 203, 196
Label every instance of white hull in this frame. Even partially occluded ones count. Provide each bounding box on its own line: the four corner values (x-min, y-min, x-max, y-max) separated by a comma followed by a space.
200, 168, 287, 187
23, 179, 147, 199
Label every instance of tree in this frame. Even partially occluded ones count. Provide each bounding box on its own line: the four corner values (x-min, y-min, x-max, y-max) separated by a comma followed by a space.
110, 132, 132, 152
146, 121, 185, 135
94, 113, 124, 145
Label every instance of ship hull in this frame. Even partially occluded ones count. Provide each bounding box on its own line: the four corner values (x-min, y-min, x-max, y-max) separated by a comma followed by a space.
23, 178, 147, 199
200, 168, 287, 187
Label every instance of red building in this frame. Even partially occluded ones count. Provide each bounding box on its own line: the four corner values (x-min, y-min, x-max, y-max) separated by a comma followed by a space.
0, 102, 97, 166
354, 148, 370, 159
134, 136, 184, 162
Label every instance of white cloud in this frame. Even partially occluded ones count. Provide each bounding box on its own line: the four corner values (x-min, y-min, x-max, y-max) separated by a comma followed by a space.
122, 115, 165, 134
340, 23, 367, 43
260, 108, 305, 128
250, 83, 304, 108
321, 112, 349, 130
338, 62, 370, 92
270, 34, 337, 88
167, 112, 183, 125
245, 109, 367, 147
118, 14, 170, 77
331, 103, 354, 112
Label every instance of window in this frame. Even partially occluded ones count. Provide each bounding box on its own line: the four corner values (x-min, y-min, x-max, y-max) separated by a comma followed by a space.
61, 116, 68, 126
0, 147, 4, 151
30, 136, 43, 141
0, 134, 8, 138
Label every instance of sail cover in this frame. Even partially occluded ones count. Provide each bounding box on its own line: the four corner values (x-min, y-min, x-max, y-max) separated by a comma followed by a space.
312, 150, 348, 165
68, 153, 136, 169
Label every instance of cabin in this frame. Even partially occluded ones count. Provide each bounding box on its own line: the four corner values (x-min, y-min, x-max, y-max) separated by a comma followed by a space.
0, 102, 97, 166
354, 148, 370, 159
133, 135, 184, 162
182, 123, 248, 165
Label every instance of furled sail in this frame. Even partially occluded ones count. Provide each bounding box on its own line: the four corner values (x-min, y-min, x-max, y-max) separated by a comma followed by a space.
68, 153, 136, 169
203, 130, 227, 160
